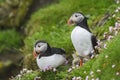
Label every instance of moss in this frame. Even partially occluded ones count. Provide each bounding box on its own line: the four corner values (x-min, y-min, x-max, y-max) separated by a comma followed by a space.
0, 29, 23, 53
0, 0, 33, 27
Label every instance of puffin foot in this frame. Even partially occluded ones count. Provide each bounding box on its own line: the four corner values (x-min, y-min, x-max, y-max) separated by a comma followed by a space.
80, 59, 83, 67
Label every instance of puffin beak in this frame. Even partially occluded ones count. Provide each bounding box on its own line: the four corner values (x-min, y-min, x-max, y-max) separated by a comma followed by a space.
67, 19, 74, 25
33, 50, 37, 59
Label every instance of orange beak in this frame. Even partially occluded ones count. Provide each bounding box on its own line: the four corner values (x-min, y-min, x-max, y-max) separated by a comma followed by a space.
33, 50, 37, 59
67, 19, 74, 25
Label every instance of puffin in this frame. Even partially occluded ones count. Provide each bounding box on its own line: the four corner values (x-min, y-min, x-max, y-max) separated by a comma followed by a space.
33, 40, 66, 71
67, 12, 98, 66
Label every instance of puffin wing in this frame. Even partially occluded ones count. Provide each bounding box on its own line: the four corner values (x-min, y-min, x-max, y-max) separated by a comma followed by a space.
51, 48, 66, 55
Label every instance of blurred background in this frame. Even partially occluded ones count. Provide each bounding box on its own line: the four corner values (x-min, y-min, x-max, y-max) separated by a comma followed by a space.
0, 0, 120, 80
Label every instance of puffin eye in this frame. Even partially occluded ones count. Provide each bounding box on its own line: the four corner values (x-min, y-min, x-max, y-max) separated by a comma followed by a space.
75, 15, 78, 17
38, 45, 41, 47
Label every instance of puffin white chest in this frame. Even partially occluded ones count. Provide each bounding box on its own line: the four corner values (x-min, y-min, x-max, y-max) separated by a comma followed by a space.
71, 26, 93, 57
36, 54, 66, 70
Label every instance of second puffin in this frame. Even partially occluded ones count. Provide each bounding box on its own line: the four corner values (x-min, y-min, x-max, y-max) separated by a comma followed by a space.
33, 40, 66, 71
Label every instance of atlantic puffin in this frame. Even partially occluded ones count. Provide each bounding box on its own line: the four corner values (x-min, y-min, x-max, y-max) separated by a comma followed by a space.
33, 40, 66, 71
67, 12, 98, 66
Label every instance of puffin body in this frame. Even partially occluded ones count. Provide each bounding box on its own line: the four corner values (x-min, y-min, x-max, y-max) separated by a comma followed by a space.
71, 26, 93, 58
68, 12, 98, 66
33, 40, 66, 71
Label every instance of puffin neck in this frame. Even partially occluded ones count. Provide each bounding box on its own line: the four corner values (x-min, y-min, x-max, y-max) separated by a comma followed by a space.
76, 18, 91, 33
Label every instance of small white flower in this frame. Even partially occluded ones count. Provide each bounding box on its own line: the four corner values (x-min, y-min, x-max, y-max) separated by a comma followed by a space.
105, 55, 108, 58
68, 68, 72, 72
91, 78, 95, 80
23, 68, 27, 71
72, 66, 75, 69
115, 9, 119, 13
76, 76, 82, 80
53, 68, 57, 72
17, 74, 22, 78
96, 77, 99, 80
118, 7, 120, 10
90, 71, 94, 75
85, 76, 89, 80
103, 44, 107, 49
91, 54, 95, 59
96, 69, 101, 73
112, 64, 116, 68
116, 72, 119, 75
84, 71, 87, 74
112, 14, 116, 18
72, 76, 76, 80
91, 74, 94, 77
107, 35, 113, 41
109, 26, 113, 33
34, 76, 41, 80
115, 31, 118, 36
116, 0, 119, 4
26, 70, 32, 73
76, 65, 79, 68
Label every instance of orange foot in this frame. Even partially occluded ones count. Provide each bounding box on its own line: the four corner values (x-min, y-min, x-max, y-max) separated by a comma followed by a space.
80, 59, 83, 67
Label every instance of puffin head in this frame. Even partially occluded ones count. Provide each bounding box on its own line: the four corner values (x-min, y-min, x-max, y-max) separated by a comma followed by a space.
67, 12, 87, 25
33, 40, 48, 58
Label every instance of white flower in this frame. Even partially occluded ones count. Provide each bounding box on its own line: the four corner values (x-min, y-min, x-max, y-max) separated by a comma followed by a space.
23, 68, 27, 72
116, 72, 119, 75
96, 69, 101, 73
72, 76, 76, 80
34, 76, 41, 80
26, 70, 32, 73
103, 44, 107, 49
76, 76, 82, 80
109, 26, 113, 33
72, 66, 75, 69
115, 9, 119, 13
91, 78, 95, 80
76, 65, 79, 68
85, 76, 89, 80
112, 64, 116, 68
116, 0, 119, 4
105, 55, 108, 58
90, 71, 94, 75
84, 71, 87, 74
53, 68, 57, 72
68, 68, 72, 72
115, 31, 118, 36
107, 35, 113, 41
112, 14, 116, 18
96, 78, 99, 80
17, 74, 22, 78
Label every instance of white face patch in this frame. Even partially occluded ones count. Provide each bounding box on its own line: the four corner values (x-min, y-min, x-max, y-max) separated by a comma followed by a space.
35, 42, 47, 53
70, 13, 85, 24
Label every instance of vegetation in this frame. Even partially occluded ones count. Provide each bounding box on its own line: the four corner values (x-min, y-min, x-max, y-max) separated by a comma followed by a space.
23, 0, 116, 54
0, 29, 22, 53
0, 0, 120, 80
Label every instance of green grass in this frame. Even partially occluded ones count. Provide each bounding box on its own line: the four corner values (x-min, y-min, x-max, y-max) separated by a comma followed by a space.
14, 33, 120, 80
0, 29, 22, 53
23, 0, 116, 55
20, 0, 120, 80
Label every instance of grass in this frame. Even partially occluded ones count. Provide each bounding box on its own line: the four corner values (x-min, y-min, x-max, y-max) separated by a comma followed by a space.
23, 0, 116, 55
18, 0, 120, 80
0, 29, 23, 53
17, 33, 120, 80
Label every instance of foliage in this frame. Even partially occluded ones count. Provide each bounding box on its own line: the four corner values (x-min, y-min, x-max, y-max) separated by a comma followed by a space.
0, 29, 22, 52
0, 0, 33, 27
23, 0, 115, 55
